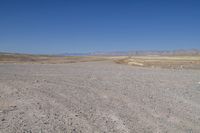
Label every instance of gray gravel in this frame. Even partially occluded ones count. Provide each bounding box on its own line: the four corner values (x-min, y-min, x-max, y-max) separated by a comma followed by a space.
0, 61, 200, 133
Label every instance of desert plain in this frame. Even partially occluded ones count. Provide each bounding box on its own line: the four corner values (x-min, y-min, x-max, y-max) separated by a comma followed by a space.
0, 54, 200, 133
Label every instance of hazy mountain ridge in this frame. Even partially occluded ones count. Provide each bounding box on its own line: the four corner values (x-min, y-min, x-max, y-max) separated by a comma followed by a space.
62, 49, 200, 56
1, 49, 200, 56
88, 49, 200, 56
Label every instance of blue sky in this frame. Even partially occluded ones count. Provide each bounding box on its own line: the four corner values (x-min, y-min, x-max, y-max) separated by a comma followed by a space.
0, 0, 200, 54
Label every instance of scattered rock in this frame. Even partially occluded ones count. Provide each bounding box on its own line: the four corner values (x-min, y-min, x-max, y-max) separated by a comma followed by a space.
0, 62, 200, 132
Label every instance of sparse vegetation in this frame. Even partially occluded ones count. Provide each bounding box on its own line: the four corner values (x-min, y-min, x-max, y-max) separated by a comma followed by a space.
1, 53, 200, 69
0, 54, 108, 64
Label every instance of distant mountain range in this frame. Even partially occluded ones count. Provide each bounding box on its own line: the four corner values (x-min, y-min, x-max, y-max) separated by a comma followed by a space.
1, 49, 200, 56
61, 49, 200, 56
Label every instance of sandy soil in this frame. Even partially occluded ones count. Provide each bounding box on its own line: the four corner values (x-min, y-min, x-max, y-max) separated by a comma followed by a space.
115, 56, 200, 69
0, 61, 200, 133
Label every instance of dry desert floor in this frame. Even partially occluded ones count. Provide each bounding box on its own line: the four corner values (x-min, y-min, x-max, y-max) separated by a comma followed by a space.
0, 61, 200, 133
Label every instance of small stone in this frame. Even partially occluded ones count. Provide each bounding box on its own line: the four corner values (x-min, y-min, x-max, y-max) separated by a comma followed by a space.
1, 118, 5, 121
44, 122, 49, 124
149, 95, 153, 99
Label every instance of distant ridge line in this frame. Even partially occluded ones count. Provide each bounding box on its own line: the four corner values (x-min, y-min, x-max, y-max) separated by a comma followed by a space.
1, 49, 200, 56
61, 49, 200, 56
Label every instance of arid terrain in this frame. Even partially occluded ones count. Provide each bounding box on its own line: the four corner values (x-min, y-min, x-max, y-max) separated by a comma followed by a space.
115, 56, 200, 69
1, 53, 200, 69
0, 54, 107, 64
0, 58, 200, 133
0, 53, 200, 133
1, 0, 200, 132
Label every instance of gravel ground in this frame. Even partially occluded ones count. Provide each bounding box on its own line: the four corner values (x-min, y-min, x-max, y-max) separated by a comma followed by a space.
0, 61, 200, 133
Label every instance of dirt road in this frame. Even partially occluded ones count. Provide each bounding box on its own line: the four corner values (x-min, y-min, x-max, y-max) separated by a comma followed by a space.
0, 61, 200, 133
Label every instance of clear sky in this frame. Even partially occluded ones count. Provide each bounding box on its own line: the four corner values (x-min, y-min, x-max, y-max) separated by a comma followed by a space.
0, 0, 200, 54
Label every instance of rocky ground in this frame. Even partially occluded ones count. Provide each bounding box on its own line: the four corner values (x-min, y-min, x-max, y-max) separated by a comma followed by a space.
0, 61, 200, 133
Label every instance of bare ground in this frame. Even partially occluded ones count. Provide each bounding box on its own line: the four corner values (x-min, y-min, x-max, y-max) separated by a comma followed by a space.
0, 54, 108, 64
0, 61, 200, 133
115, 56, 200, 69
